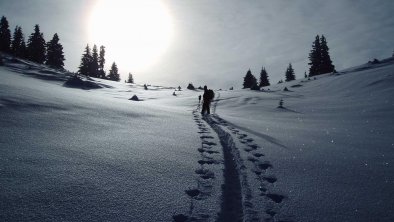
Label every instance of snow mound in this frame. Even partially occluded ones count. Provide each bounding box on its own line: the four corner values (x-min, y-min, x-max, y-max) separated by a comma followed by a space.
129, 94, 140, 101
63, 75, 103, 89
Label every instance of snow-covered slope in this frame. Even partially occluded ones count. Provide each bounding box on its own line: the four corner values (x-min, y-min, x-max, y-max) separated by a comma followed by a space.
1, 54, 393, 222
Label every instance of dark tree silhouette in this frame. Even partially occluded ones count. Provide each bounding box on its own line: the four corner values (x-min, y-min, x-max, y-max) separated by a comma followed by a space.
285, 63, 295, 82
78, 44, 92, 76
127, 73, 134, 83
27, 24, 46, 63
98, 45, 106, 78
187, 83, 195, 90
0, 16, 11, 52
46, 33, 65, 68
308, 35, 321, 77
243, 69, 257, 89
108, 62, 120, 81
320, 35, 335, 74
11, 26, 26, 57
89, 44, 99, 77
308, 35, 335, 76
259, 66, 270, 87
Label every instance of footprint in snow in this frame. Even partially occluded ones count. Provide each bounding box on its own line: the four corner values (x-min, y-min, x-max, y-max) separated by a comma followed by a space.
172, 214, 188, 222
197, 148, 205, 153
185, 189, 201, 199
246, 138, 254, 142
265, 208, 277, 217
195, 168, 215, 179
262, 176, 277, 183
238, 134, 247, 139
202, 141, 217, 146
253, 169, 262, 176
200, 135, 214, 139
244, 147, 253, 152
198, 159, 218, 165
253, 152, 264, 158
258, 162, 273, 170
205, 150, 219, 154
247, 156, 258, 162
265, 193, 285, 203
248, 144, 259, 149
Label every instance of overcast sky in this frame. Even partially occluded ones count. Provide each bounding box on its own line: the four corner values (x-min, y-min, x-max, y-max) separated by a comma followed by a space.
1, 0, 393, 88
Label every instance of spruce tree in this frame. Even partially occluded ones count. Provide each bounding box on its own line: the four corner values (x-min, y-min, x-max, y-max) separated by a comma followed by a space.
285, 63, 296, 82
308, 35, 321, 77
20, 40, 27, 58
89, 44, 99, 77
78, 44, 92, 76
320, 35, 335, 74
98, 45, 106, 78
11, 26, 24, 57
243, 69, 257, 89
46, 33, 65, 69
259, 66, 270, 87
127, 73, 134, 83
27, 24, 46, 63
308, 35, 335, 76
0, 16, 11, 52
108, 62, 120, 81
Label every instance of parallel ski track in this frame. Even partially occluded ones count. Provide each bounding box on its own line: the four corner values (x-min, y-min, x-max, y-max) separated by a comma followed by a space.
203, 92, 257, 222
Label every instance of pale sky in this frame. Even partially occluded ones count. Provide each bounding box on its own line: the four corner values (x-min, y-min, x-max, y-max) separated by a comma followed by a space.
1, 0, 393, 88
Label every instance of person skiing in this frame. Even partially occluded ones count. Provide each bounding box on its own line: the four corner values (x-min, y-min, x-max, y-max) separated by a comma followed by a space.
198, 95, 201, 103
201, 85, 214, 115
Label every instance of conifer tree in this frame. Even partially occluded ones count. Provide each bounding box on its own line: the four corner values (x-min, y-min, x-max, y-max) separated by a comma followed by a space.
90, 44, 99, 77
0, 16, 11, 52
46, 33, 65, 69
11, 26, 25, 57
320, 35, 335, 74
308, 35, 335, 76
108, 62, 120, 81
243, 69, 257, 89
78, 44, 92, 76
20, 41, 27, 58
285, 63, 296, 82
27, 24, 46, 63
259, 66, 270, 87
127, 73, 134, 83
308, 35, 321, 76
98, 45, 106, 78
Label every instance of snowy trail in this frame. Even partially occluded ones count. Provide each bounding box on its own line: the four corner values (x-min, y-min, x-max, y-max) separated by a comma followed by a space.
202, 92, 289, 222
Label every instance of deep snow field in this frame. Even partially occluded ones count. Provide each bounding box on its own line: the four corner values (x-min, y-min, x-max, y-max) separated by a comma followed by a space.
1, 54, 394, 222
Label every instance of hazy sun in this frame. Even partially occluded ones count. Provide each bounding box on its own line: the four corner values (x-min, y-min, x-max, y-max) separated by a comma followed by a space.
88, 0, 174, 74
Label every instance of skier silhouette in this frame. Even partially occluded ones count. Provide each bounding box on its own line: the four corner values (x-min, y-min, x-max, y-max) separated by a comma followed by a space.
201, 86, 214, 115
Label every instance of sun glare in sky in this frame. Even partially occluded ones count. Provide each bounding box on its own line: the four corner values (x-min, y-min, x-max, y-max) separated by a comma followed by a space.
88, 0, 174, 75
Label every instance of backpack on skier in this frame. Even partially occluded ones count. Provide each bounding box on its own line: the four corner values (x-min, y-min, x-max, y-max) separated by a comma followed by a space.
207, 89, 214, 101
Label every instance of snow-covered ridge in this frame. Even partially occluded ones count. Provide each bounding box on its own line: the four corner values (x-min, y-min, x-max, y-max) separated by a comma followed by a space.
1, 53, 394, 222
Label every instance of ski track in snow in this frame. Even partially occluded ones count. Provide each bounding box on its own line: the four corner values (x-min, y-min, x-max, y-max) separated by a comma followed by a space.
174, 103, 224, 222
174, 92, 290, 222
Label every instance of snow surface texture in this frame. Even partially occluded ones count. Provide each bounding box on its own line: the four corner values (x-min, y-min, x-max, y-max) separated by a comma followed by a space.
1, 54, 394, 222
